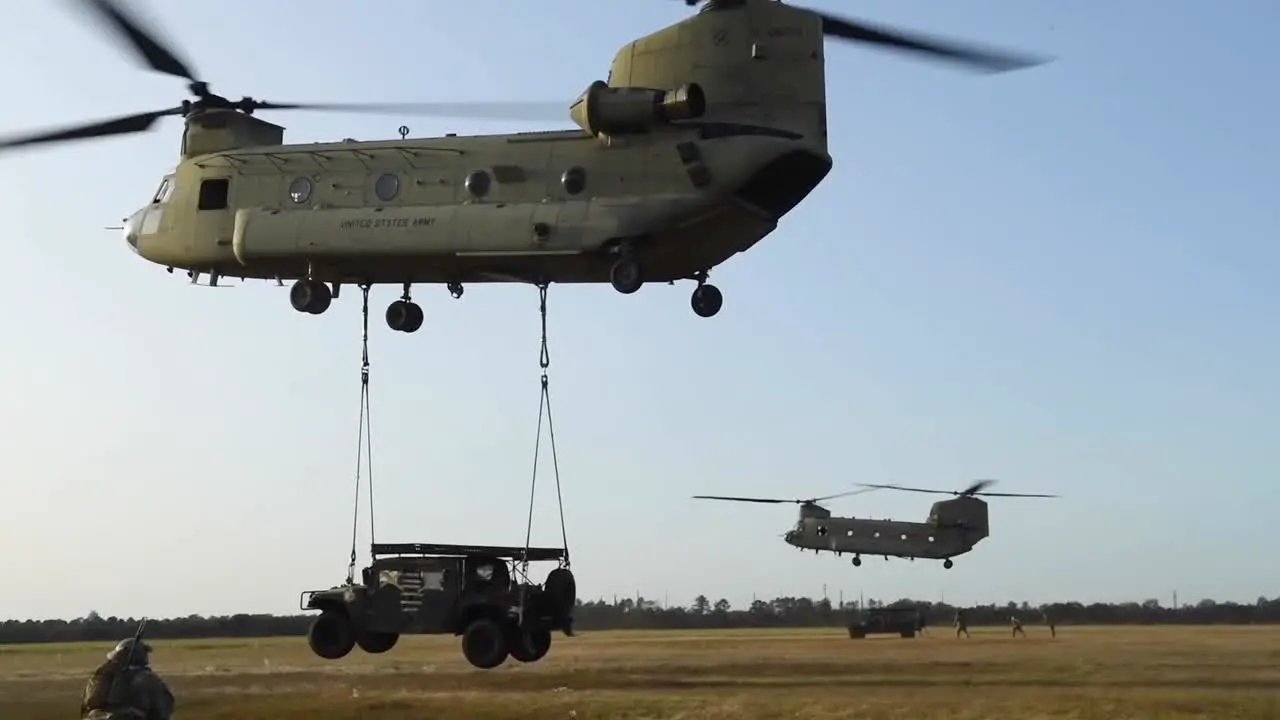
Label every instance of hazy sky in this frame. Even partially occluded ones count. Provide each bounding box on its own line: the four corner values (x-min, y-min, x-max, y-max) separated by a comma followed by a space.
0, 0, 1275, 621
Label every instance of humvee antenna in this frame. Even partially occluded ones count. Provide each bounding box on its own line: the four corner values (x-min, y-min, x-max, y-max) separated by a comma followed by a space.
522, 282, 571, 574
346, 283, 377, 584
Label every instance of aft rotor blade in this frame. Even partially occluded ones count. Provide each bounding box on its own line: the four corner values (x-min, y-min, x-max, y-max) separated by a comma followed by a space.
73, 0, 199, 82
959, 479, 998, 496
692, 495, 789, 505
973, 491, 1060, 499
815, 10, 1049, 73
0, 107, 181, 151
251, 100, 572, 122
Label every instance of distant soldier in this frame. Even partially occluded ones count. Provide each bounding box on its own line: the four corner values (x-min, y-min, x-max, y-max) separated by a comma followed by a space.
954, 609, 969, 638
81, 637, 175, 720
1010, 614, 1025, 638
1041, 608, 1056, 638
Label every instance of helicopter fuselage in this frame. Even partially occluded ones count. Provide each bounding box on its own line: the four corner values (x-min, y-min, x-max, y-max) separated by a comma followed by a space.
785, 515, 984, 561
122, 122, 831, 286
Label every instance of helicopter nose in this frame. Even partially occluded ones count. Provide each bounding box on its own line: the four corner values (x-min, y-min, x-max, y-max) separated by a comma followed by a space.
121, 207, 145, 253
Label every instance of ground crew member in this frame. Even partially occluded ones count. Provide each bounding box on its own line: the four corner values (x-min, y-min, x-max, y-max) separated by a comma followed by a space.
1010, 614, 1025, 638
954, 609, 969, 638
1042, 607, 1056, 638
81, 636, 175, 720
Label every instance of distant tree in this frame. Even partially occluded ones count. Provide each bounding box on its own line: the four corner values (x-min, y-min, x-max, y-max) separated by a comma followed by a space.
691, 595, 710, 615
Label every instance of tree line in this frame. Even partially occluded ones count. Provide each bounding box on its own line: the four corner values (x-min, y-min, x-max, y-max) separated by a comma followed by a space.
2, 595, 1276, 645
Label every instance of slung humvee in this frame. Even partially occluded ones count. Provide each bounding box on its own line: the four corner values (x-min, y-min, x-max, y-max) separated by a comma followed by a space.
300, 542, 576, 669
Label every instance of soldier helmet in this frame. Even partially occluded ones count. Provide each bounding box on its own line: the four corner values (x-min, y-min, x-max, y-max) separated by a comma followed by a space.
106, 637, 152, 665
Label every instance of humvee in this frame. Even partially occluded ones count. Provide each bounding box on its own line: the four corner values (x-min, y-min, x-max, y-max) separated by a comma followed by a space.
848, 606, 924, 639
300, 542, 575, 669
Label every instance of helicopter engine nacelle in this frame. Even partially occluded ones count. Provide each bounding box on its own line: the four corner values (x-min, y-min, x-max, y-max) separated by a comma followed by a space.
569, 80, 706, 136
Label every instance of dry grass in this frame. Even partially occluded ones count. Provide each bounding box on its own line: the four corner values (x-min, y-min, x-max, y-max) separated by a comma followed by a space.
2, 626, 1277, 719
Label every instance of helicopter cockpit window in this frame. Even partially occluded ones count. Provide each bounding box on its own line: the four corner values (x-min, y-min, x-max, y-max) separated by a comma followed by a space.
151, 176, 174, 205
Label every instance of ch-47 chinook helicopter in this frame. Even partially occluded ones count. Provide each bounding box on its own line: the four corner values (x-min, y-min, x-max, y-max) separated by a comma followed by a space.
694, 479, 1058, 569
0, 0, 1047, 332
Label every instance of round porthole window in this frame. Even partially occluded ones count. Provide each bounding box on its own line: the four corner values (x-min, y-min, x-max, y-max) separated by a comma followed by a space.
288, 176, 312, 204
375, 173, 399, 202
464, 170, 491, 198
561, 166, 587, 195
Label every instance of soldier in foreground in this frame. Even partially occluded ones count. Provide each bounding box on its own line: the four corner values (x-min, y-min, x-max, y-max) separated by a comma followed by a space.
1010, 614, 1026, 638
954, 609, 969, 638
80, 637, 175, 720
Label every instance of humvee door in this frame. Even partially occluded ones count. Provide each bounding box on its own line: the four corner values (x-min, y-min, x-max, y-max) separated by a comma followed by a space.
364, 557, 461, 634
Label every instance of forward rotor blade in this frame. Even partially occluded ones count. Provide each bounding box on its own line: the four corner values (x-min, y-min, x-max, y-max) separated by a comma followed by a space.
959, 479, 998, 496
251, 100, 572, 122
0, 107, 181, 151
856, 483, 953, 496
692, 495, 788, 504
810, 487, 881, 504
74, 0, 198, 82
815, 10, 1048, 73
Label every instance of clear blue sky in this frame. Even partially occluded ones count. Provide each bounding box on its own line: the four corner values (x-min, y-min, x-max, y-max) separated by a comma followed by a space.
0, 0, 1275, 621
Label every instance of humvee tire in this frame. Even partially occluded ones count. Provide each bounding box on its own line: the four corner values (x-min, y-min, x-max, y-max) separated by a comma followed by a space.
850, 627, 866, 639
507, 624, 552, 663
356, 630, 399, 654
307, 610, 355, 660
461, 617, 509, 669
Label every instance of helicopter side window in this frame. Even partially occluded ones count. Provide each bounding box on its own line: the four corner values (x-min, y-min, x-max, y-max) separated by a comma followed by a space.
816, 525, 827, 537
197, 178, 230, 211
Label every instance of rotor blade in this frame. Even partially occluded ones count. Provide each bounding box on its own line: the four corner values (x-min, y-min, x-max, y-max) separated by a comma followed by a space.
692, 495, 789, 504
251, 100, 572, 122
815, 10, 1048, 73
974, 491, 1060, 499
0, 107, 181, 151
810, 487, 881, 504
960, 479, 998, 496
73, 0, 198, 81
855, 483, 954, 496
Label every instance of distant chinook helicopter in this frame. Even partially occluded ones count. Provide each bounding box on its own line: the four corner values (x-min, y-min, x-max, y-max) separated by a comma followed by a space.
694, 480, 1058, 569
0, 0, 1046, 331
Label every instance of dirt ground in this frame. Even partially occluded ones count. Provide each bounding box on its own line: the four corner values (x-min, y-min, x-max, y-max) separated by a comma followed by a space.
2, 625, 1276, 719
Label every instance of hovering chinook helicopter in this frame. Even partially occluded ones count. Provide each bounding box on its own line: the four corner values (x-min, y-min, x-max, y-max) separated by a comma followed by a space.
0, 0, 1047, 332
694, 480, 1059, 569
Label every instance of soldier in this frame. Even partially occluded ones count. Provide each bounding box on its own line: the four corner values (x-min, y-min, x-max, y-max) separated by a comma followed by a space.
1010, 614, 1025, 638
953, 609, 969, 638
80, 637, 175, 720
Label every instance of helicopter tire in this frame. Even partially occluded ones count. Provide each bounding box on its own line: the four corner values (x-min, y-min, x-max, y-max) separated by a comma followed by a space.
851, 556, 862, 567
290, 279, 332, 315
609, 257, 644, 294
943, 559, 954, 569
386, 300, 423, 333
690, 284, 723, 318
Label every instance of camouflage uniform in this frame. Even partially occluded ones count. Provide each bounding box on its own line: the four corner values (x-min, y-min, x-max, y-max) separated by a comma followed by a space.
1010, 615, 1025, 638
80, 637, 175, 720
953, 610, 969, 638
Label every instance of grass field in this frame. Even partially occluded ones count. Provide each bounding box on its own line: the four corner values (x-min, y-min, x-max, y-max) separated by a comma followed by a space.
2, 626, 1277, 719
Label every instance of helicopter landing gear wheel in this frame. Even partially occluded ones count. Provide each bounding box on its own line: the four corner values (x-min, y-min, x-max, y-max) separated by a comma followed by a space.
385, 300, 423, 332
447, 282, 464, 299
690, 284, 722, 318
290, 279, 332, 315
943, 559, 954, 569
609, 256, 644, 295
852, 555, 862, 567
